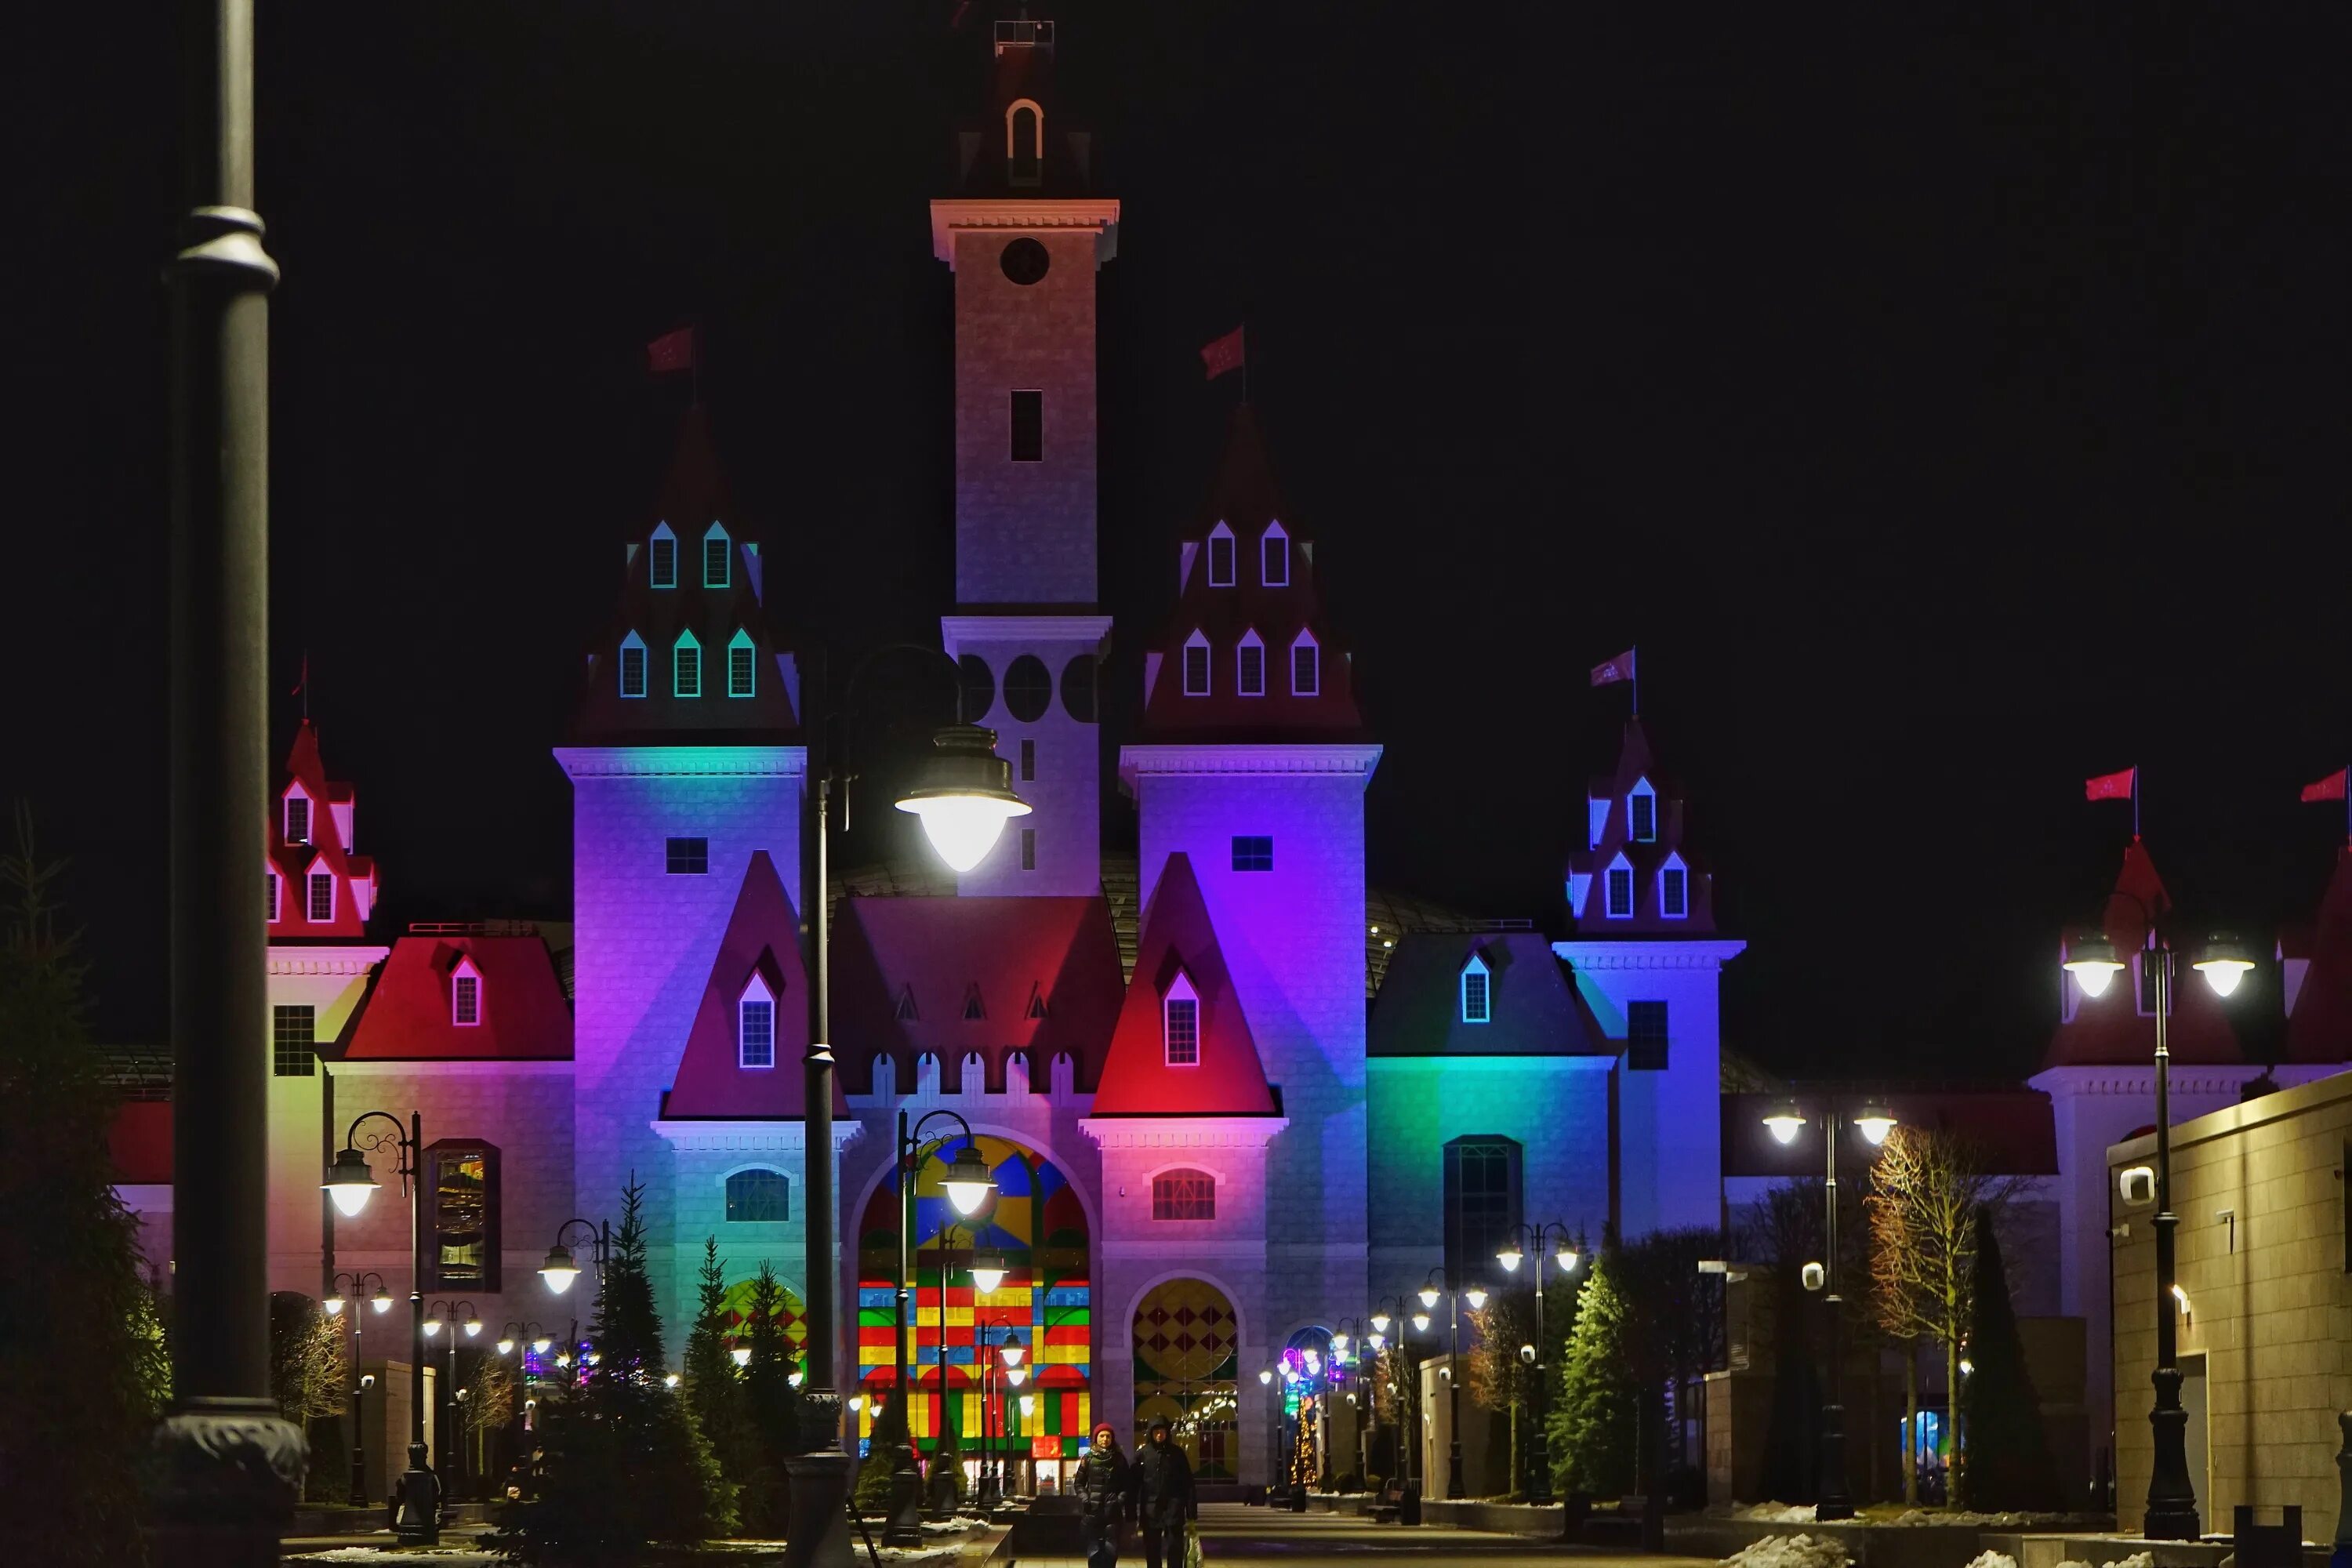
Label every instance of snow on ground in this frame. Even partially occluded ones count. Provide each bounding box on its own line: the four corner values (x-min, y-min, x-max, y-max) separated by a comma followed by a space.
2057, 1554, 2154, 1568
1735, 1504, 1824, 1523
1888, 1509, 2089, 1528
1722, 1533, 1854, 1568
1960, 1551, 2019, 1568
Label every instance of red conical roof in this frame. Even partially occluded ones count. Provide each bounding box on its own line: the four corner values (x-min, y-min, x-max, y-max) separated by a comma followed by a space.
662, 851, 842, 1118
1091, 853, 1278, 1116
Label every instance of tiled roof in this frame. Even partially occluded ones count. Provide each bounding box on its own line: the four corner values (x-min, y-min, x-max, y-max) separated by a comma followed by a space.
1092, 853, 1279, 1116
340, 933, 571, 1061
662, 851, 840, 1118
2041, 840, 2242, 1069
1369, 931, 1601, 1057
1564, 719, 1718, 934
2285, 846, 2352, 1065
1722, 1088, 2059, 1177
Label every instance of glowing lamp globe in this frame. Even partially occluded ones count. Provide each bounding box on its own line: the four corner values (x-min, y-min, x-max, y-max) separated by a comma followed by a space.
1495, 1243, 1524, 1273
1331, 1334, 1349, 1356
939, 1144, 998, 1217
894, 725, 1031, 873
532, 1337, 554, 1356
1018, 1394, 1035, 1417
2192, 931, 2256, 997
1007, 1365, 1028, 1388
1410, 1312, 1431, 1334
970, 1254, 1009, 1294
1258, 1368, 1273, 1385
1555, 1246, 1580, 1272
1762, 1102, 1806, 1145
1854, 1102, 1898, 1147
664, 1373, 681, 1388
789, 1370, 804, 1388
371, 1287, 394, 1315
1464, 1286, 1489, 1310
424, 1313, 444, 1338
322, 1147, 378, 1218
1367, 1332, 1386, 1351
1369, 1312, 1391, 1334
322, 1293, 347, 1317
538, 1244, 582, 1294
1000, 1338, 1025, 1368
731, 1345, 751, 1368
2063, 931, 2125, 998
464, 1316, 483, 1338
1417, 1286, 1439, 1309
496, 1338, 516, 1356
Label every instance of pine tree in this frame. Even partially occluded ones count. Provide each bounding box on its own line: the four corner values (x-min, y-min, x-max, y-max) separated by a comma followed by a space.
590, 1177, 663, 1379
1955, 1207, 2060, 1510
684, 1238, 750, 1486
737, 1261, 803, 1535
855, 1385, 912, 1513
1548, 1247, 1637, 1498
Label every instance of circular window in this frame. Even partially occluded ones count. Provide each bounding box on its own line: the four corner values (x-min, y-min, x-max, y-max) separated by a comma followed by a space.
1003, 655, 1054, 723
1000, 238, 1051, 286
957, 655, 995, 723
1060, 655, 1098, 724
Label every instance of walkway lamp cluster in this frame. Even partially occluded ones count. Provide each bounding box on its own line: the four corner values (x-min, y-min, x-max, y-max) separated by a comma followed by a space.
887, 1109, 996, 1544
1492, 1221, 1581, 1504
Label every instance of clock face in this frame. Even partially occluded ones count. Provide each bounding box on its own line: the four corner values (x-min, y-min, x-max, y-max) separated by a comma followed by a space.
1000, 238, 1051, 286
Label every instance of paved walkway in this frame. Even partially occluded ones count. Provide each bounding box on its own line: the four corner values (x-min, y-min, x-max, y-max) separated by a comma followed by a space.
1004, 1504, 1725, 1566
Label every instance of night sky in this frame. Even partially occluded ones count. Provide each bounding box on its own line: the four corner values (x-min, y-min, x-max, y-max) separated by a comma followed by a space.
14, 2, 2350, 1080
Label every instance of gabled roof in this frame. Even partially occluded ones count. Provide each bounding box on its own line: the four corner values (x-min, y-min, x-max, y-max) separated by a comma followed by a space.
269, 720, 377, 938
2285, 847, 2352, 1065
663, 851, 841, 1118
1136, 407, 1367, 742
340, 934, 571, 1061
1722, 1089, 2058, 1177
1370, 931, 1602, 1057
2040, 840, 2241, 1070
830, 894, 1125, 1094
570, 405, 803, 746
1092, 854, 1279, 1116
1563, 718, 1717, 934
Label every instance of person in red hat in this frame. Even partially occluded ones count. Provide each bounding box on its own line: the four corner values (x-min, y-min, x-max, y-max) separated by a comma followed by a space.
1077, 1420, 1134, 1567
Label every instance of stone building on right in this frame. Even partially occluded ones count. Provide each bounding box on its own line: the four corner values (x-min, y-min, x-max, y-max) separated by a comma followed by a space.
2107, 1069, 2352, 1541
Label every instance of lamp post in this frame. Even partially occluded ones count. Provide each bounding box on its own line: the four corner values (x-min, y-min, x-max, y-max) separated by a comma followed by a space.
1421, 1269, 1486, 1499
323, 1110, 439, 1545
887, 1112, 997, 1544
1331, 1318, 1374, 1489
424, 1299, 481, 1514
1760, 1095, 1897, 1521
1367, 1294, 1420, 1522
979, 1319, 1022, 1507
1494, 1222, 1581, 1504
326, 1271, 391, 1507
2063, 905, 2252, 1540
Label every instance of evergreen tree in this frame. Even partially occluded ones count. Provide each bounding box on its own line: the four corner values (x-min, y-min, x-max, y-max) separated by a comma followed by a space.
1955, 1207, 2060, 1510
590, 1177, 663, 1378
1548, 1247, 1637, 1498
0, 809, 169, 1566
737, 1261, 803, 1535
684, 1238, 751, 1490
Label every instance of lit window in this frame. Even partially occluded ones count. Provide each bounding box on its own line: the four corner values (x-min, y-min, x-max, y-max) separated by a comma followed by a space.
1182, 632, 1210, 696
725, 1168, 789, 1222
1207, 524, 1236, 587
1629, 782, 1657, 843
739, 981, 775, 1069
666, 837, 709, 875
426, 1141, 499, 1290
649, 524, 677, 589
273, 1004, 315, 1077
1232, 835, 1273, 872
1628, 1001, 1668, 1071
1605, 858, 1633, 918
1011, 390, 1043, 462
1237, 630, 1265, 696
1660, 858, 1688, 919
1152, 1170, 1216, 1221
702, 524, 731, 589
728, 630, 756, 698
1261, 522, 1290, 586
1290, 632, 1319, 697
285, 795, 310, 844
1163, 974, 1200, 1066
1461, 956, 1491, 1024
308, 872, 335, 923
453, 965, 481, 1027
619, 633, 648, 699
674, 631, 701, 698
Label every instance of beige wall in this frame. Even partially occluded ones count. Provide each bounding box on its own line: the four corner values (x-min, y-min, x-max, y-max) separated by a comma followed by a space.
2109, 1070, 2352, 1539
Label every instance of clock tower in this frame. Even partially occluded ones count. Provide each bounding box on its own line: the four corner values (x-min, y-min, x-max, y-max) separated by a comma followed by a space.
931, 16, 1119, 896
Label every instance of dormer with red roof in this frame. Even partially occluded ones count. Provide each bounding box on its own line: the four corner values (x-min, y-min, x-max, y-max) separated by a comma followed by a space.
1091, 855, 1277, 1118
1563, 719, 1715, 935
657, 851, 841, 1120
269, 720, 378, 939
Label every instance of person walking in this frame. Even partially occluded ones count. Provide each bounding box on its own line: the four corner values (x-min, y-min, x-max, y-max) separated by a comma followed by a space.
1132, 1417, 1196, 1568
1078, 1421, 1134, 1568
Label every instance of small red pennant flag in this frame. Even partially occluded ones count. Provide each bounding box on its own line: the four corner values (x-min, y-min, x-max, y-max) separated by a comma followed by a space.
1589, 648, 1635, 688
2085, 767, 2136, 802
1200, 325, 1245, 381
2301, 768, 2349, 804
647, 326, 696, 376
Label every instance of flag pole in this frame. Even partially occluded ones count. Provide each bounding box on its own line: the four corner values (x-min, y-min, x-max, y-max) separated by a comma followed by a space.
2133, 768, 2141, 840
1632, 647, 1640, 720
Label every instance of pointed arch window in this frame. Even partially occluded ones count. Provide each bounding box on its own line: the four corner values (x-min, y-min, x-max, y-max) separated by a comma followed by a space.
1461, 953, 1492, 1024
673, 630, 702, 698
1261, 521, 1290, 586
648, 523, 678, 589
1290, 630, 1320, 697
1181, 630, 1211, 696
702, 522, 731, 589
1604, 853, 1635, 919
1163, 971, 1200, 1066
1628, 778, 1657, 843
1206, 522, 1236, 587
1236, 628, 1265, 697
739, 974, 776, 1069
452, 957, 483, 1027
1006, 98, 1044, 184
1658, 853, 1689, 920
727, 629, 757, 698
619, 632, 648, 699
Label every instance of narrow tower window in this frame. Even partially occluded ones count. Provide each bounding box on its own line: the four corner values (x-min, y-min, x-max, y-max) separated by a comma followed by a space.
1010, 390, 1044, 461
727, 630, 756, 698
1207, 523, 1236, 587
1007, 99, 1044, 184
1163, 973, 1200, 1066
267, 870, 280, 921
1629, 779, 1657, 843
702, 524, 731, 589
619, 632, 648, 699
1181, 631, 1211, 696
674, 630, 702, 698
1290, 631, 1320, 697
739, 976, 775, 1069
285, 795, 310, 844
1261, 522, 1290, 586
452, 960, 482, 1027
1236, 629, 1265, 696
1605, 855, 1634, 919
649, 524, 677, 589
1660, 855, 1689, 920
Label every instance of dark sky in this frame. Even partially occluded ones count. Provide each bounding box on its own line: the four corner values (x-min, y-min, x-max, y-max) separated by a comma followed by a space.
13, 2, 2350, 1080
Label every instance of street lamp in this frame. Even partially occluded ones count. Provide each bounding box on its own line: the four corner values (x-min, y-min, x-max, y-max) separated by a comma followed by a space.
537, 1218, 610, 1298
322, 1112, 438, 1545
1367, 1294, 1422, 1523
1758, 1095, 1897, 1522
2064, 897, 2252, 1540
1494, 1221, 1582, 1504
1420, 1269, 1482, 1499
892, 724, 1033, 873
327, 1272, 390, 1508
886, 1109, 996, 1544
425, 1300, 479, 1515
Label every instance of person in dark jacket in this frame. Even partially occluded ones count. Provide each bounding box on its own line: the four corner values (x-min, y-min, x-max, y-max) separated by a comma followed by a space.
1131, 1417, 1196, 1568
1077, 1421, 1133, 1568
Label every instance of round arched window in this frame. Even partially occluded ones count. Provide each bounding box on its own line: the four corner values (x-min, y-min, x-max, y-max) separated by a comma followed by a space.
957, 655, 995, 723
1003, 655, 1053, 723
1060, 654, 1098, 724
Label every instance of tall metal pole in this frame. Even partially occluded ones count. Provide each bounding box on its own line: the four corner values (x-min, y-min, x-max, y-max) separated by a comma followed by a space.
154, 0, 304, 1555
1529, 1244, 1552, 1505
398, 1114, 439, 1545
1446, 1277, 1466, 1499
1818, 1109, 1853, 1520
888, 1109, 923, 1544
2145, 951, 2200, 1537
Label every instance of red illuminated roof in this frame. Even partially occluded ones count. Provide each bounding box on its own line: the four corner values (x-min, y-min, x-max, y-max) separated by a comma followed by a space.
662, 851, 843, 1119
342, 934, 571, 1061
2285, 847, 2352, 1065
110, 1101, 173, 1185
2041, 840, 2241, 1069
1092, 853, 1279, 1116
269, 720, 377, 939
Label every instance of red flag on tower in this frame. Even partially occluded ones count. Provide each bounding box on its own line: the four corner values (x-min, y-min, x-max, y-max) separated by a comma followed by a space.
2084, 767, 2136, 802
2302, 768, 2349, 803
1200, 325, 1245, 381
647, 326, 697, 376
1589, 649, 1636, 688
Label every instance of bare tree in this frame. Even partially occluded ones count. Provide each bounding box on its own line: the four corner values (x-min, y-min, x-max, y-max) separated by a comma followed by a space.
1466, 1288, 1537, 1497
268, 1290, 350, 1425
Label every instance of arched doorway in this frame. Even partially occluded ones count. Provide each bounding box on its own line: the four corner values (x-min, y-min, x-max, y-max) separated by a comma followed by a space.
1132, 1278, 1239, 1482
855, 1135, 1091, 1497
1277, 1326, 1336, 1487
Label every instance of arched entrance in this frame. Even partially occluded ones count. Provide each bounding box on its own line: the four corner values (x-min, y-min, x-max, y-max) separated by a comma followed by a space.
1132, 1278, 1239, 1481
855, 1135, 1091, 1496
1277, 1326, 1336, 1487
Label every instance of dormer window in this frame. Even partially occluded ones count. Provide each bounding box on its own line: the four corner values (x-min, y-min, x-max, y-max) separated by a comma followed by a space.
1207, 523, 1236, 587
1604, 853, 1634, 919
285, 793, 311, 844
649, 524, 677, 589
1182, 631, 1211, 696
1659, 854, 1689, 920
674, 630, 702, 698
307, 866, 336, 924
452, 958, 482, 1027
702, 523, 731, 589
1461, 954, 1491, 1024
1290, 630, 1319, 697
619, 633, 648, 699
1628, 779, 1657, 843
1261, 522, 1290, 586
1006, 98, 1043, 185
727, 630, 757, 698
739, 974, 775, 1069
1236, 629, 1265, 697
1163, 973, 1200, 1066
